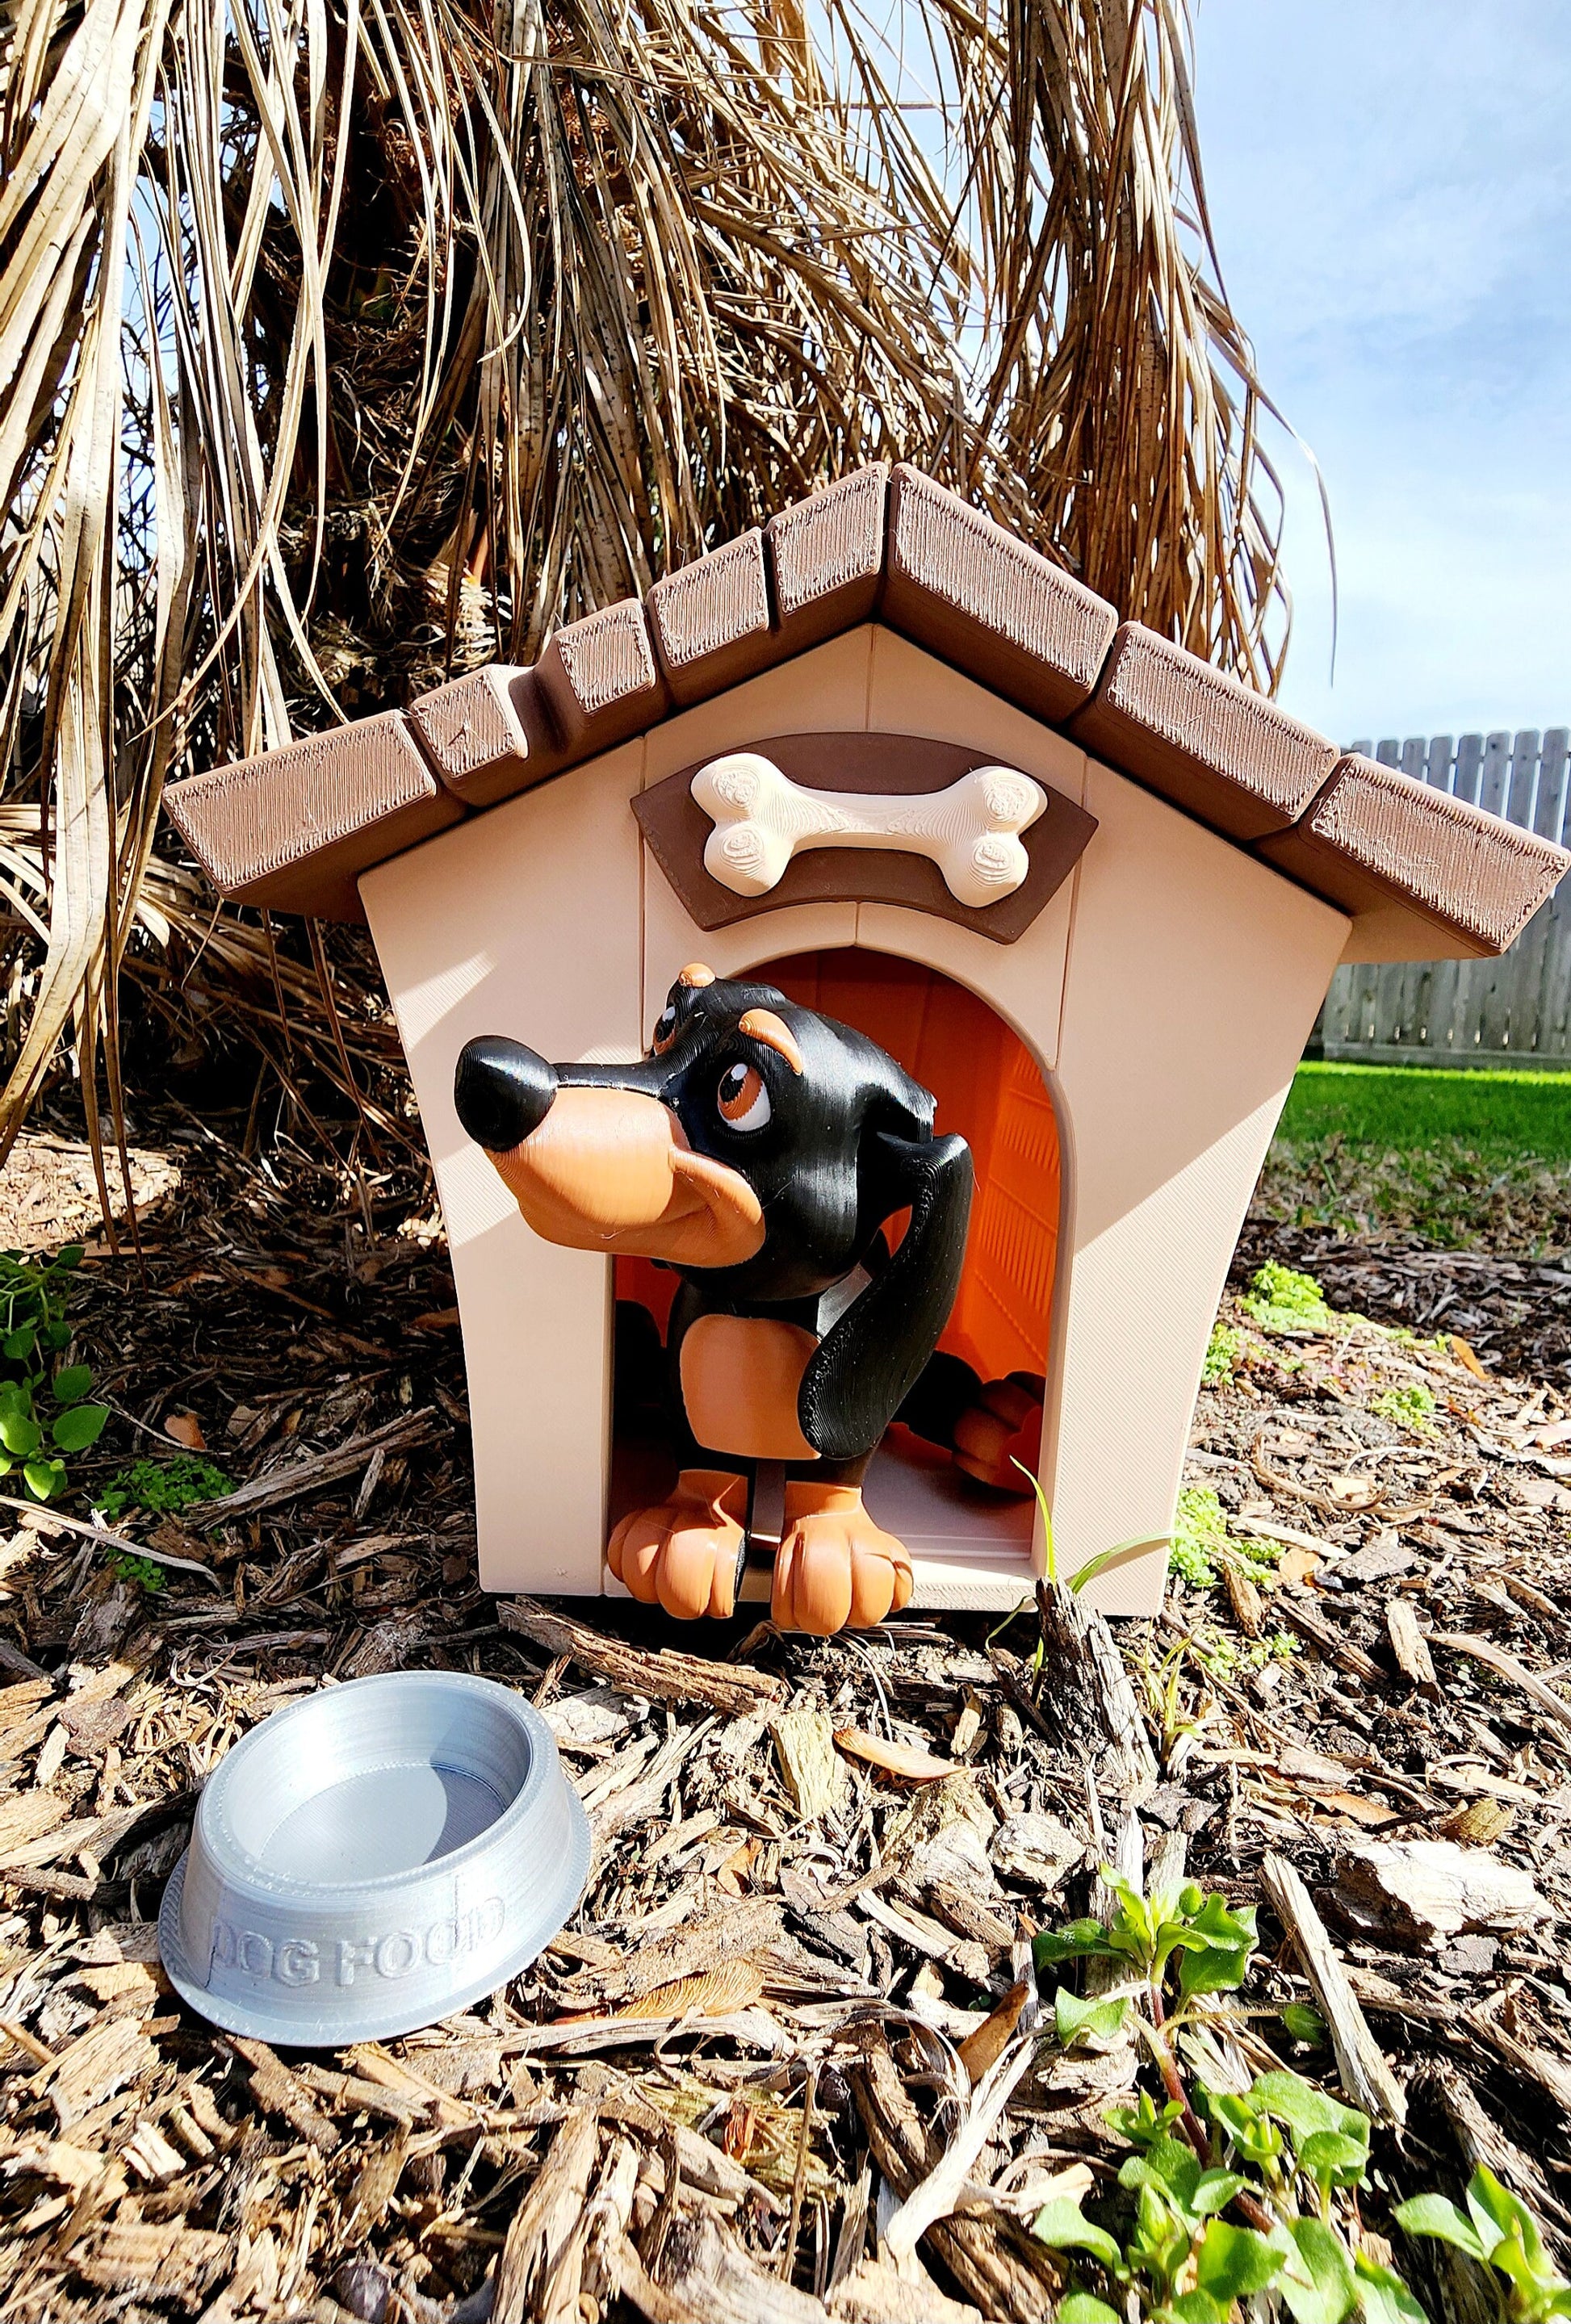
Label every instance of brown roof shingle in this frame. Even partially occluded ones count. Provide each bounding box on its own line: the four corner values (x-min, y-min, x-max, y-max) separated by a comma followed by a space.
1259, 753, 1569, 954
163, 463, 1567, 959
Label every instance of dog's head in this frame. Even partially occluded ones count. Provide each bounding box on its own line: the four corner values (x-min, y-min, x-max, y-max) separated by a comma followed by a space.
454, 964, 948, 1303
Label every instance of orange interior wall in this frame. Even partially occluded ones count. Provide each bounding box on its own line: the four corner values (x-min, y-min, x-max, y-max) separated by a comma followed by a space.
618, 951, 1057, 1384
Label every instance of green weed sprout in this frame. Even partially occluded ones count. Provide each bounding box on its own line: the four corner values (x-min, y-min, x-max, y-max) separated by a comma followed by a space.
1241, 1262, 1335, 1334
98, 1455, 233, 1591
98, 1455, 233, 1525
1008, 1456, 1170, 1597
1037, 2083, 1419, 2324
1397, 2167, 1571, 2323
1202, 1321, 1247, 1386
1372, 1384, 1436, 1434
1171, 1487, 1229, 1589
1032, 1876, 1426, 2324
0, 1247, 108, 1501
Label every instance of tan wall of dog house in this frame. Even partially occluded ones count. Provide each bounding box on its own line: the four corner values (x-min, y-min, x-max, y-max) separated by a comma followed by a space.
1047, 752, 1351, 1613
359, 743, 645, 1597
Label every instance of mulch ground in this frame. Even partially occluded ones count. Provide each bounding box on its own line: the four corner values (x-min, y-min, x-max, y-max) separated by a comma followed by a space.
1, 1112, 1569, 2322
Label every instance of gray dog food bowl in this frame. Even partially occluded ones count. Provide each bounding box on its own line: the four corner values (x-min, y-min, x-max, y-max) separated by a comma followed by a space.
159, 1671, 589, 2046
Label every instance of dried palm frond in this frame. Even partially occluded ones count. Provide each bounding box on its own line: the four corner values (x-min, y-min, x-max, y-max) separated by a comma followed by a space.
0, 0, 1301, 1161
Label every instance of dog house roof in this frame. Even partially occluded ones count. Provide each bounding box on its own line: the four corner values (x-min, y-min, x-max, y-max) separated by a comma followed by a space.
165, 464, 1567, 957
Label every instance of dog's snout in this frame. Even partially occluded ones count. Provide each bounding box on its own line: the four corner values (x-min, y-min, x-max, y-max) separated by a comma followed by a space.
455, 1037, 558, 1151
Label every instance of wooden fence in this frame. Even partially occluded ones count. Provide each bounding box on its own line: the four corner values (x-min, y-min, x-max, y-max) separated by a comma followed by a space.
1313, 727, 1571, 1069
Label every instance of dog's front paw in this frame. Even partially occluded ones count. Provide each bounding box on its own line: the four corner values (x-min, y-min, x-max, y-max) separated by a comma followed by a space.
607, 1468, 748, 1618
952, 1375, 1044, 1492
772, 1484, 912, 1635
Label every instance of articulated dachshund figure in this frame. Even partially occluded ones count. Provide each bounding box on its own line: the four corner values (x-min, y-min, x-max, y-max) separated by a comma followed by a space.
454, 965, 1043, 1635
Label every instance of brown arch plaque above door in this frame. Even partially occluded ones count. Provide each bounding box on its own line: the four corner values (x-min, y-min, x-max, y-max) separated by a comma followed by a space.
631, 731, 1098, 944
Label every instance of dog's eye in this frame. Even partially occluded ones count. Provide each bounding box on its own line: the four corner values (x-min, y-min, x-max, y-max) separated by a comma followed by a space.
650, 1005, 679, 1056
717, 1061, 770, 1133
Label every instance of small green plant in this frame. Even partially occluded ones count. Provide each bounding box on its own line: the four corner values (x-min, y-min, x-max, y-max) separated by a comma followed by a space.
1038, 2064, 1423, 2324
1240, 1261, 1335, 1334
1172, 1487, 1229, 1589
97, 1456, 232, 1593
98, 1454, 233, 1524
1188, 1624, 1297, 1683
0, 1247, 108, 1501
1033, 1874, 1258, 2139
1034, 2137, 1280, 2324
108, 1550, 169, 1593
1202, 1321, 1248, 1386
1136, 1635, 1212, 1758
1372, 1383, 1436, 1434
1032, 1878, 1426, 2324
1397, 2167, 1571, 2322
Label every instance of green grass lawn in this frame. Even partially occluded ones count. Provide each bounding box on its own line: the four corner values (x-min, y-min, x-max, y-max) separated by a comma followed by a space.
1282, 1061, 1571, 1164
1259, 1061, 1571, 1250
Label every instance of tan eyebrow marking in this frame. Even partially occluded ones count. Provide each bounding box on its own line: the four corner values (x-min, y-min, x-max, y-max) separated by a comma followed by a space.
739, 1007, 803, 1074
677, 962, 716, 988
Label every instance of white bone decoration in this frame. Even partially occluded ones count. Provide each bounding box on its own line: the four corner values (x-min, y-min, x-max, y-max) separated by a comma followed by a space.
690, 752, 1048, 911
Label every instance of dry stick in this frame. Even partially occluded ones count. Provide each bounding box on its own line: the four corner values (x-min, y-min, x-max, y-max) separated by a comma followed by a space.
0, 1493, 217, 1584
1386, 1599, 1439, 1697
1261, 1853, 1406, 2128
499, 1597, 786, 1719
780, 2065, 816, 2282
882, 2034, 1038, 2271
183, 1409, 438, 1523
1430, 1631, 1571, 1737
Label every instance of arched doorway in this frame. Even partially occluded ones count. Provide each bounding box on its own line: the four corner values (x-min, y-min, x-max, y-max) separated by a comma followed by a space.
611, 946, 1061, 1592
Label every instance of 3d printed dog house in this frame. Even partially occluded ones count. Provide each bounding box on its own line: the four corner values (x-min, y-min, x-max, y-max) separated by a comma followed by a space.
165, 465, 1568, 1614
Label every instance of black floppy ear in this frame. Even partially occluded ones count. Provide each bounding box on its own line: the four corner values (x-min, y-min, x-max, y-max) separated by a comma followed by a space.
798, 1131, 974, 1462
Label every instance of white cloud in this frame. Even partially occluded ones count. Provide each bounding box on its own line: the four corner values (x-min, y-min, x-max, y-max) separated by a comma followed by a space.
1195, 0, 1571, 738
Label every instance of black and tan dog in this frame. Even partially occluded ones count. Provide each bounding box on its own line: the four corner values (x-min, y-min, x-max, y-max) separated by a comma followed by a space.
455, 965, 1041, 1634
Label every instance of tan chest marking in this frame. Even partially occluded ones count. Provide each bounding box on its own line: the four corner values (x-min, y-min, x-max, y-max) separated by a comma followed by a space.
679, 1315, 820, 1460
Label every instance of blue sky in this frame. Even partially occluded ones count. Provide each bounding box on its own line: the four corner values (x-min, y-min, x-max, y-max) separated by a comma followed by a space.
1192, 0, 1570, 745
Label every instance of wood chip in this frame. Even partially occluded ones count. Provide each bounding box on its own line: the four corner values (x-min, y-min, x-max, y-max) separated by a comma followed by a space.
1386, 1599, 1439, 1696
1335, 1838, 1548, 1948
659, 2208, 827, 2322
829, 2259, 984, 2322
561, 1959, 766, 2025
1261, 1851, 1406, 2127
1033, 1581, 1158, 1794
75, 2223, 230, 2299
834, 1727, 953, 1782
1225, 1565, 1264, 1637
43, 2016, 156, 2130
225, 2033, 343, 2152
773, 1711, 849, 1817
492, 2107, 599, 2324
1275, 1596, 1384, 1684
184, 1407, 437, 1521
0, 1789, 67, 1855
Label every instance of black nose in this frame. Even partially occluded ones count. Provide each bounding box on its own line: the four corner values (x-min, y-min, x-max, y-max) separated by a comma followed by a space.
455, 1037, 559, 1151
